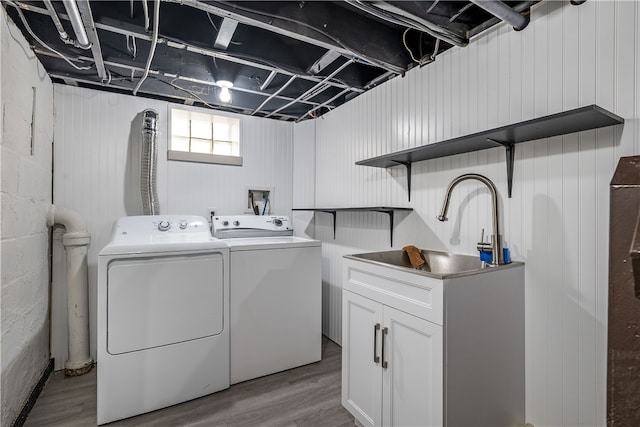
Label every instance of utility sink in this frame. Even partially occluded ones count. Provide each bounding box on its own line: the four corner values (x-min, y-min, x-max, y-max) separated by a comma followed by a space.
345, 249, 520, 279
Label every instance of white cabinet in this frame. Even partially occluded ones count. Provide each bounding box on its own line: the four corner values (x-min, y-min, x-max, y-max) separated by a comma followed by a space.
342, 291, 383, 427
342, 257, 525, 427
382, 305, 443, 427
342, 289, 442, 427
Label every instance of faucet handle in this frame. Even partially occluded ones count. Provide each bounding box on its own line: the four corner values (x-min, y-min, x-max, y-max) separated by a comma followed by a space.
477, 228, 492, 252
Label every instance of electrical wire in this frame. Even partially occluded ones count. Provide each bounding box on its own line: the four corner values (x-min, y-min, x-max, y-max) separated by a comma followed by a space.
132, 0, 160, 95
4, 0, 92, 71
166, 78, 218, 109
159, 32, 357, 93
402, 28, 429, 66
142, 0, 150, 32
126, 34, 137, 59
206, 12, 219, 32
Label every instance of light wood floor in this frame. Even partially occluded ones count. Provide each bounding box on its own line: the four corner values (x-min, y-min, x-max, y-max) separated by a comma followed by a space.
25, 337, 354, 426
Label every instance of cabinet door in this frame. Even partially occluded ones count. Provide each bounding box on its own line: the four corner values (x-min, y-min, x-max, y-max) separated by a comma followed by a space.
342, 290, 383, 427
382, 306, 443, 427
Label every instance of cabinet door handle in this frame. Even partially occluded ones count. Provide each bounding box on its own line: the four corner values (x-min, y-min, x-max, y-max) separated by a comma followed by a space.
373, 323, 380, 364
381, 326, 388, 369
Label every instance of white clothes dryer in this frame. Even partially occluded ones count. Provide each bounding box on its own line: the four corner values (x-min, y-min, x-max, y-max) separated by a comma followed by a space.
212, 215, 322, 384
97, 215, 229, 425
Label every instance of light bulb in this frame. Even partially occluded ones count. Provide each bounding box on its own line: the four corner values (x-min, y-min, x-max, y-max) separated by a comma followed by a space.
217, 80, 233, 103
219, 87, 231, 103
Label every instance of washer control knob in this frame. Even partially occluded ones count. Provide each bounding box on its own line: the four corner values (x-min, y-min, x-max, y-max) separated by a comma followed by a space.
179, 221, 188, 230
233, 220, 240, 226
222, 220, 229, 226
158, 220, 171, 231
273, 218, 283, 227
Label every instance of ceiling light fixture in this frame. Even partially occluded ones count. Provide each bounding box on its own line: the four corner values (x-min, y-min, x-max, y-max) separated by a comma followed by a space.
217, 80, 233, 103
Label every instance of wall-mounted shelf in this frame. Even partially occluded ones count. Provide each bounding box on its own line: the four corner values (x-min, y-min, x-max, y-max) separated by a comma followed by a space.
356, 105, 624, 200
292, 207, 413, 246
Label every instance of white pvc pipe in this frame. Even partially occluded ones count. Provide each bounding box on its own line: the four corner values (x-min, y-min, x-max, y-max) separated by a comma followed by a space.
47, 205, 94, 376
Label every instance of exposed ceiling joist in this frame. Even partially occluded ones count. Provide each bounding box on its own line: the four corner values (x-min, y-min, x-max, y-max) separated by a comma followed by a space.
166, 0, 408, 74
4, 0, 547, 122
213, 17, 238, 50
15, 2, 364, 95
307, 50, 341, 75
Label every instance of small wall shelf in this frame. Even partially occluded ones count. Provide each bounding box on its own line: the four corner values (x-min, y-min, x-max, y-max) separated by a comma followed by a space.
292, 207, 413, 246
356, 105, 624, 200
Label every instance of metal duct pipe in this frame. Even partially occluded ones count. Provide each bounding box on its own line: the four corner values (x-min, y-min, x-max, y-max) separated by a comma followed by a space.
61, 0, 91, 49
140, 109, 160, 215
470, 0, 530, 31
47, 205, 93, 376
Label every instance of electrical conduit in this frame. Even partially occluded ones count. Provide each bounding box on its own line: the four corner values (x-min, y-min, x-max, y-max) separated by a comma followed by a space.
47, 205, 93, 376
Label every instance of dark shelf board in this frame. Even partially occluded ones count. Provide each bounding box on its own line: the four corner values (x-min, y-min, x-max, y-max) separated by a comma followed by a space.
356, 105, 624, 168
292, 207, 413, 246
293, 207, 413, 213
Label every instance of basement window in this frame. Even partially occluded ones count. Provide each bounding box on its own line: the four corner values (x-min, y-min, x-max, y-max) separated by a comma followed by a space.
168, 106, 242, 166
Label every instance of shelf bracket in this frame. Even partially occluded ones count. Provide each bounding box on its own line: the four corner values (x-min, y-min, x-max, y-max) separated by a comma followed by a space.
488, 139, 515, 198
390, 161, 411, 202
373, 209, 395, 246
320, 210, 337, 239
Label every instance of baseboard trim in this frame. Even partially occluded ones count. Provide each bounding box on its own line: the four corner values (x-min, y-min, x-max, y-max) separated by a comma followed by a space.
11, 358, 54, 427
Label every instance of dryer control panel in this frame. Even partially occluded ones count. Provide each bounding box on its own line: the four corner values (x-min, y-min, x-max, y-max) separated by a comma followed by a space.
111, 215, 211, 242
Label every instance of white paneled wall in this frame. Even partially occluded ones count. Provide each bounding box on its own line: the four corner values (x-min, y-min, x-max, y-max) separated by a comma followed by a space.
305, 1, 640, 426
292, 119, 316, 239
52, 85, 293, 366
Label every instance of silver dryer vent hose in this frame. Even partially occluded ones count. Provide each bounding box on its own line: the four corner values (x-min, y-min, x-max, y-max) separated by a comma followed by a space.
141, 109, 159, 215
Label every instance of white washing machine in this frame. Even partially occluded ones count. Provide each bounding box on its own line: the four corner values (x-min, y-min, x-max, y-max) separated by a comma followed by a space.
97, 215, 230, 425
212, 215, 322, 384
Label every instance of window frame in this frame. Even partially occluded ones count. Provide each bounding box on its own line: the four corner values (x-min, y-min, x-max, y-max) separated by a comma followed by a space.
167, 105, 243, 166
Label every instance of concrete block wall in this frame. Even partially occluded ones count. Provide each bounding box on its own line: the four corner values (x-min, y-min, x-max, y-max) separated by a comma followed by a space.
0, 8, 54, 426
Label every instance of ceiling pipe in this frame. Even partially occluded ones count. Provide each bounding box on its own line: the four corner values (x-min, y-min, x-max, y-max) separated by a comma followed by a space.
74, 0, 107, 80
43, 0, 74, 46
133, 0, 160, 95
61, 0, 91, 48
469, 0, 530, 31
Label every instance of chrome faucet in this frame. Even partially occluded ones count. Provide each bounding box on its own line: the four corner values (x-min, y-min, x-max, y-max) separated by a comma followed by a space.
436, 173, 505, 265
